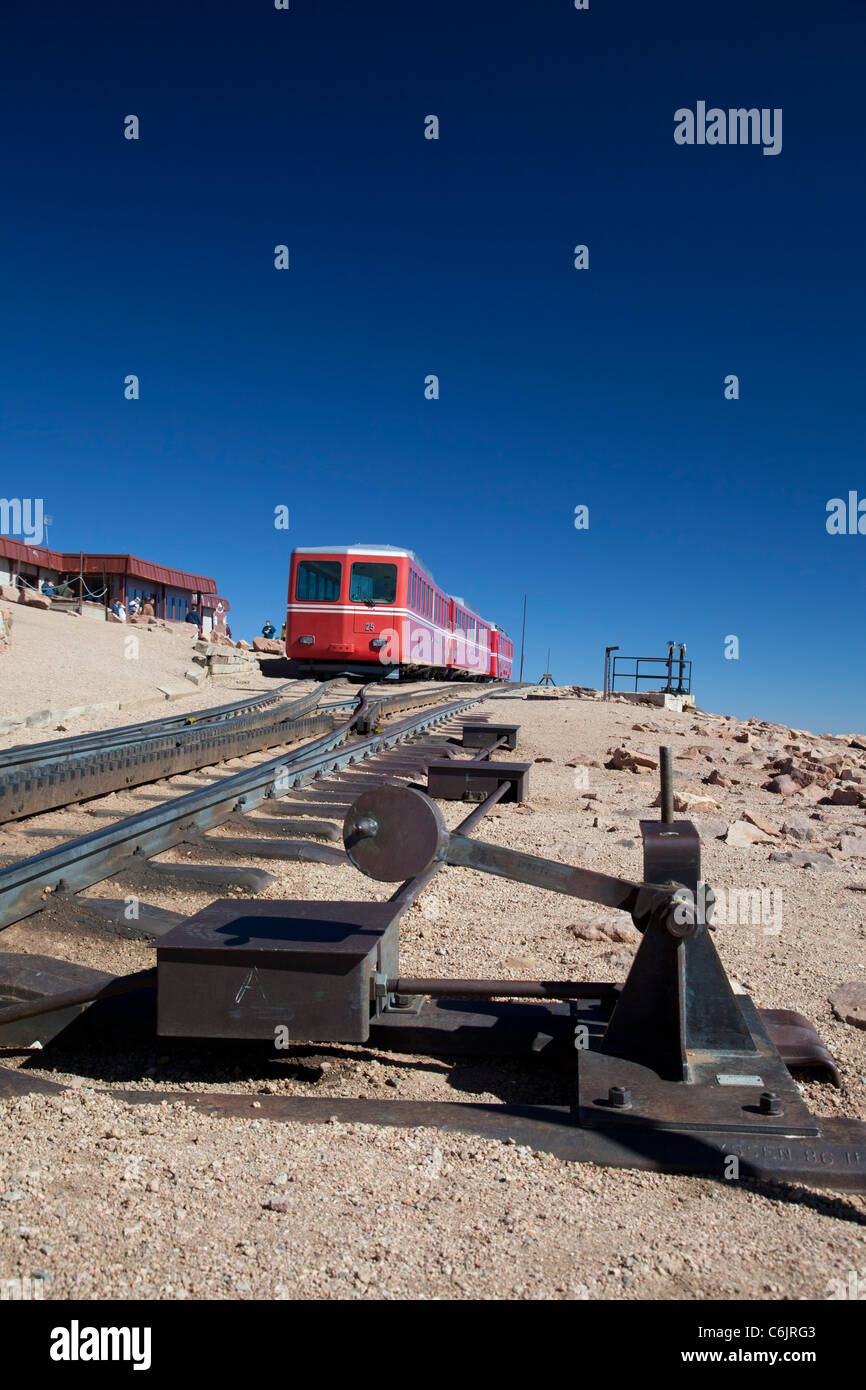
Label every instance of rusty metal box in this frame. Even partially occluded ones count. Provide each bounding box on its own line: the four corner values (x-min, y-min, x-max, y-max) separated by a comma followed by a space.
157, 899, 400, 1043
426, 760, 530, 803
461, 722, 520, 750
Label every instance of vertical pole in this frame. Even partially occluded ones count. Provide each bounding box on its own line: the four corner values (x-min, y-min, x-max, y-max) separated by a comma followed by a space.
518, 594, 526, 681
77, 551, 83, 614
102, 564, 107, 620
677, 642, 687, 695
659, 746, 674, 824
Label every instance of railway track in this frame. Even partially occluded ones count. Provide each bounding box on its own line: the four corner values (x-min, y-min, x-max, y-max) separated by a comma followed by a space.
2, 681, 864, 1192
0, 680, 520, 937
0, 677, 490, 824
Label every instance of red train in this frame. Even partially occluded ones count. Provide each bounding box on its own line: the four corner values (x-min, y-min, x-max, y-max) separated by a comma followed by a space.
286, 545, 513, 681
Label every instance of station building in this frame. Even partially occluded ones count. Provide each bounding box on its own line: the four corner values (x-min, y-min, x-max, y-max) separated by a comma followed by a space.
0, 538, 230, 632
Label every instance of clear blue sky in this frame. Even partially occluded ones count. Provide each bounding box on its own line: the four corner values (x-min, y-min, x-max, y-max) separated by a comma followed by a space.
1, 0, 863, 731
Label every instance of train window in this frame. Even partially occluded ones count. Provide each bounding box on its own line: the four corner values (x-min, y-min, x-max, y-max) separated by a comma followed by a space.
350, 562, 397, 605
296, 560, 342, 602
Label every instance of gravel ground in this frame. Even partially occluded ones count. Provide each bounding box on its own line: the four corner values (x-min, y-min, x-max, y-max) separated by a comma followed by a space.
1, 690, 865, 1300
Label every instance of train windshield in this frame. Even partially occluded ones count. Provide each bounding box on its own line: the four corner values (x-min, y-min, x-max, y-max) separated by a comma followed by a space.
296, 560, 342, 601
350, 562, 397, 605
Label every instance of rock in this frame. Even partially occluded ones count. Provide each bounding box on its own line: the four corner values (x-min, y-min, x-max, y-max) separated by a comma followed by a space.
839, 834, 866, 858
725, 820, 776, 848
570, 920, 639, 945
764, 774, 802, 796
693, 818, 729, 840
566, 758, 601, 769
781, 815, 817, 843
797, 780, 828, 804
849, 735, 866, 752
253, 637, 283, 655
208, 631, 235, 647
768, 849, 835, 870
829, 786, 864, 807
828, 982, 866, 1030
0, 584, 21, 603
743, 811, 778, 835
106, 611, 124, 623
235, 640, 252, 651
263, 1197, 292, 1213
703, 769, 729, 788
605, 746, 658, 774
23, 591, 51, 610
534, 757, 553, 764
652, 787, 719, 814
596, 948, 636, 973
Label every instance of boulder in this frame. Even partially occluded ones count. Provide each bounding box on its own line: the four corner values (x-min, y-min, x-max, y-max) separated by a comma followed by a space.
22, 590, 51, 610
253, 636, 283, 655
764, 774, 802, 796
235, 639, 252, 651
768, 849, 835, 871
781, 815, 817, 843
725, 820, 776, 848
652, 787, 720, 815
692, 818, 729, 840
829, 785, 864, 807
0, 584, 20, 604
829, 982, 866, 1030
743, 811, 778, 835
208, 631, 235, 647
839, 834, 866, 858
703, 768, 729, 788
605, 746, 658, 774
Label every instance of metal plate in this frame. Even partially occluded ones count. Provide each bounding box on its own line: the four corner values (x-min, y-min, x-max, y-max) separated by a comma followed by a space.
157, 898, 400, 1042
461, 722, 520, 750
427, 760, 531, 802
343, 784, 448, 881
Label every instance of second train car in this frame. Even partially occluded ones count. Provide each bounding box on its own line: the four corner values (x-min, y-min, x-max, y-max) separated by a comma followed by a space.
285, 544, 513, 680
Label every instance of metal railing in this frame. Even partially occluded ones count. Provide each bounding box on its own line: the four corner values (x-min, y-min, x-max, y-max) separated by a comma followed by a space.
603, 643, 692, 699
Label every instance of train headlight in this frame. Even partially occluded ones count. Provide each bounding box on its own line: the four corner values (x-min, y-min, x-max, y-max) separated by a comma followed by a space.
298, 635, 315, 645
370, 638, 387, 649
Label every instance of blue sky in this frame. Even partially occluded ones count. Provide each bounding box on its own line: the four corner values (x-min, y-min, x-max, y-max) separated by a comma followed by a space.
1, 0, 863, 731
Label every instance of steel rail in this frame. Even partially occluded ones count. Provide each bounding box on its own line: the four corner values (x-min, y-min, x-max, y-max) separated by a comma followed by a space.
0, 685, 513, 933
0, 679, 343, 770
0, 680, 484, 825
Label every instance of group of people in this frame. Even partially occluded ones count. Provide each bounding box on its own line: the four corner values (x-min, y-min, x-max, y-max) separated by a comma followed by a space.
109, 595, 155, 623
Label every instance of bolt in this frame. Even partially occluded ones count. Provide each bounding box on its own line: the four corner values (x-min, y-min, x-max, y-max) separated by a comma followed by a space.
392, 994, 412, 1008
759, 1091, 782, 1116
608, 1085, 632, 1109
353, 816, 378, 838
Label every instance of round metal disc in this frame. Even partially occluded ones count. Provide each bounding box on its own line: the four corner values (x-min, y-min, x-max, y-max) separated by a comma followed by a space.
343, 784, 449, 882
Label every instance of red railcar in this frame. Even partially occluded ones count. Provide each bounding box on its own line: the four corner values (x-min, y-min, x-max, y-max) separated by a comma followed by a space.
286, 545, 512, 680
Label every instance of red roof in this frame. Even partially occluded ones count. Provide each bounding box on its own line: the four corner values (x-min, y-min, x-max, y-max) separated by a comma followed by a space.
0, 539, 217, 593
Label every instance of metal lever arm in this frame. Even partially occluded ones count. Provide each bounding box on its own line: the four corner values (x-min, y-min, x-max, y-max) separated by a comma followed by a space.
344, 784, 693, 936
444, 833, 670, 919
